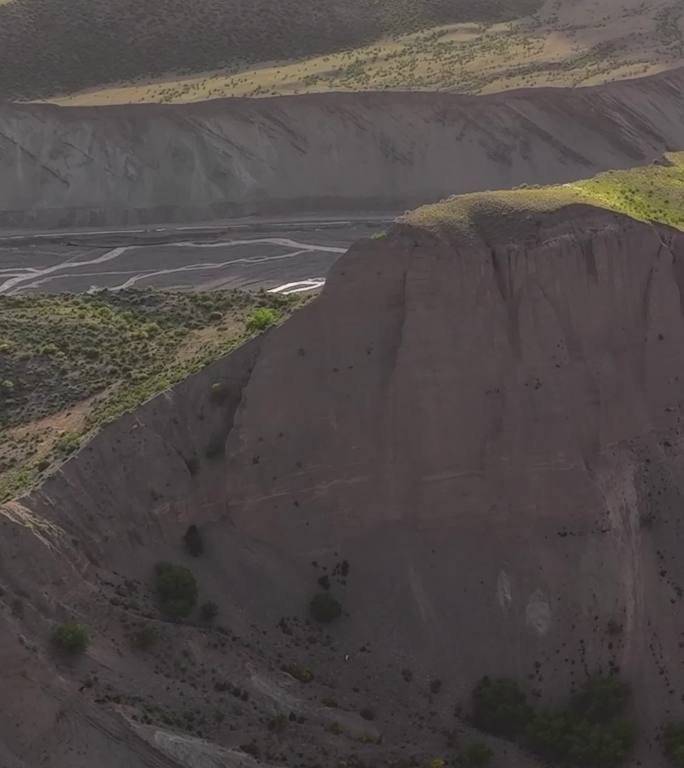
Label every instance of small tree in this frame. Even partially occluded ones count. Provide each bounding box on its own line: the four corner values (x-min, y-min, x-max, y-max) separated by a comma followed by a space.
52, 622, 89, 654
183, 524, 204, 557
309, 592, 342, 623
155, 562, 198, 617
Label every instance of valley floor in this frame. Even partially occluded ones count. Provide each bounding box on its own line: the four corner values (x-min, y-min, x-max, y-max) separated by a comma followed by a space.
0, 217, 390, 294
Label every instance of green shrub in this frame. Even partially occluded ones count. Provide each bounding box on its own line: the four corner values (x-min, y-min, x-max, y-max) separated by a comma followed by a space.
200, 600, 219, 622
183, 524, 204, 556
246, 307, 278, 333
56, 432, 80, 457
663, 722, 684, 766
309, 592, 342, 623
525, 676, 635, 767
130, 623, 159, 650
462, 741, 493, 767
154, 562, 198, 617
284, 663, 314, 683
572, 675, 630, 722
527, 711, 634, 767
51, 622, 89, 654
471, 677, 533, 739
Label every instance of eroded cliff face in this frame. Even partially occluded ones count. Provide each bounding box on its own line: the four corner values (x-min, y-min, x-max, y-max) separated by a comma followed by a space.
3, 67, 684, 227
3, 207, 684, 766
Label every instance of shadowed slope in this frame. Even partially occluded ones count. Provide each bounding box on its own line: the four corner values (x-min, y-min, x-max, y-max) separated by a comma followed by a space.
4, 200, 684, 765
3, 67, 684, 228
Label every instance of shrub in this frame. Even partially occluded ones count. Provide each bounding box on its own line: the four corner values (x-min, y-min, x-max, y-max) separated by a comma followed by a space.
284, 663, 314, 683
246, 307, 278, 333
56, 432, 80, 457
360, 706, 376, 721
309, 592, 342, 623
527, 711, 634, 766
154, 562, 198, 617
210, 381, 230, 403
130, 623, 159, 650
471, 677, 533, 739
183, 524, 204, 556
663, 722, 684, 766
200, 600, 219, 622
51, 622, 89, 654
572, 675, 631, 723
526, 676, 635, 767
462, 742, 493, 767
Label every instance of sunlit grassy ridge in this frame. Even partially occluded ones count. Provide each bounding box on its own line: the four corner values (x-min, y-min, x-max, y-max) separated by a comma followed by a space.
0, 289, 298, 501
0, 0, 540, 99
404, 153, 684, 234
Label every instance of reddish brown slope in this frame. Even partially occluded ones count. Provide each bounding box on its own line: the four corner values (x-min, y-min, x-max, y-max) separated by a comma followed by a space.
3, 205, 684, 765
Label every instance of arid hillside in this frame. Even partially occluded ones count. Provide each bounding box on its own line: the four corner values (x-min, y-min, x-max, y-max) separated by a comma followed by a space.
4, 184, 684, 766
0, 0, 540, 100
4, 67, 684, 229
52, 0, 684, 105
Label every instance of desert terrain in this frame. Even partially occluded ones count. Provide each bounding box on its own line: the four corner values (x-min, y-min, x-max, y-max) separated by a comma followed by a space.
3, 155, 684, 767
4, 1, 684, 767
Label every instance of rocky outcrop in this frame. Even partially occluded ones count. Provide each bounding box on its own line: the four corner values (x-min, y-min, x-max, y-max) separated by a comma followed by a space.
3, 67, 684, 227
3, 204, 684, 765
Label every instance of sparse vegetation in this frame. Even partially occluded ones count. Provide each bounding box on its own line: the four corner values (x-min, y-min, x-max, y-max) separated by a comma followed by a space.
130, 623, 160, 650
154, 562, 198, 618
663, 721, 684, 766
461, 741, 493, 767
0, 0, 542, 100
51, 622, 89, 654
0, 289, 297, 502
284, 663, 314, 683
309, 591, 342, 623
405, 152, 684, 236
471, 677, 533, 739
471, 675, 635, 767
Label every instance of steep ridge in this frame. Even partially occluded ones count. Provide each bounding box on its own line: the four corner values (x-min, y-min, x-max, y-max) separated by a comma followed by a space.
3, 67, 684, 228
4, 201, 684, 765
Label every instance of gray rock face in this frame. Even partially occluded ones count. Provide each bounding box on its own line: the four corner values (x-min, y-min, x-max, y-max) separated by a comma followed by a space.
2, 206, 684, 766
3, 67, 684, 227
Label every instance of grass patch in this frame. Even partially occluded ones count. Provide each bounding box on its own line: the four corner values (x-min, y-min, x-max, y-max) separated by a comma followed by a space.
403, 153, 684, 236
51, 622, 89, 654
